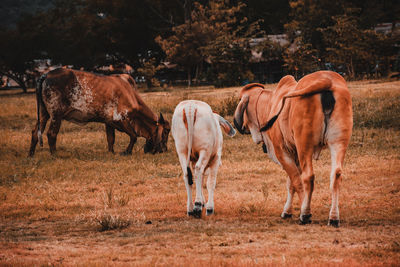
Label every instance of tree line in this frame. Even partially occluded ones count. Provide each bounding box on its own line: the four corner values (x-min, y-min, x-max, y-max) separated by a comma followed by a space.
0, 0, 398, 91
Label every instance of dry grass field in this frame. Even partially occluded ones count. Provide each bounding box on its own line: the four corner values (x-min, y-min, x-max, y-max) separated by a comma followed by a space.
0, 79, 399, 266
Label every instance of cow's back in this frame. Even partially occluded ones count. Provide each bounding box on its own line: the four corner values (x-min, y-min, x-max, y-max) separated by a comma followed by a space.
292, 71, 352, 142
41, 68, 142, 124
45, 68, 76, 89
191, 101, 221, 152
271, 71, 352, 148
172, 100, 221, 155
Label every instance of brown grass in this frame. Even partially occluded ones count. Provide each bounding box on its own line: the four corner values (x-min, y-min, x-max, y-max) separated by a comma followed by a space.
0, 79, 399, 266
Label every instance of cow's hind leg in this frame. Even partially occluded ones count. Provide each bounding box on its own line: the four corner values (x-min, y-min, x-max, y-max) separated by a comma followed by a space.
205, 158, 219, 216
47, 118, 62, 155
282, 177, 296, 219
29, 109, 49, 156
105, 124, 115, 153
328, 143, 347, 227
178, 153, 194, 216
297, 149, 315, 224
193, 151, 208, 218
278, 154, 303, 219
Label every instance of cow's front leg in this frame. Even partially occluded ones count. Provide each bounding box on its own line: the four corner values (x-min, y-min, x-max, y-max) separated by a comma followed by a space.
121, 135, 137, 155
120, 121, 137, 155
205, 159, 219, 216
193, 151, 207, 218
105, 124, 115, 153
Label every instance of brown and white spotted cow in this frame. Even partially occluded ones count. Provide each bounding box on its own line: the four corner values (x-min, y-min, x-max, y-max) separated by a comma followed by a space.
28, 68, 170, 156
234, 71, 353, 227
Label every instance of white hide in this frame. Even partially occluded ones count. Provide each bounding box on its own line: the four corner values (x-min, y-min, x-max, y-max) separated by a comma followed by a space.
71, 76, 94, 113
171, 100, 236, 216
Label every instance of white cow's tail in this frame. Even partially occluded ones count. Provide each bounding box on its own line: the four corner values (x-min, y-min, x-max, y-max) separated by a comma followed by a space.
184, 104, 197, 186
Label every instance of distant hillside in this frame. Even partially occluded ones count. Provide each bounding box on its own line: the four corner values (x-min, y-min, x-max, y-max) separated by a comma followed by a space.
0, 0, 54, 29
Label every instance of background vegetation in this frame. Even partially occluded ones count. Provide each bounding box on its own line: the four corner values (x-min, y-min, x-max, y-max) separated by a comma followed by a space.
0, 0, 399, 90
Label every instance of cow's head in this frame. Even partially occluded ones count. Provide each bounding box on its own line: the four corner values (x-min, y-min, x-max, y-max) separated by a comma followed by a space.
144, 113, 170, 154
233, 90, 264, 144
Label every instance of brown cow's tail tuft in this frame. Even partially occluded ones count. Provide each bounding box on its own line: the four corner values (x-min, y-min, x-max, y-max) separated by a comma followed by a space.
36, 73, 47, 147
321, 90, 335, 115
260, 114, 278, 132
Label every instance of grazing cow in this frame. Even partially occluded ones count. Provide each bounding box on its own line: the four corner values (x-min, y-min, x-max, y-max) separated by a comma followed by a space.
234, 71, 353, 227
172, 100, 236, 218
29, 68, 170, 156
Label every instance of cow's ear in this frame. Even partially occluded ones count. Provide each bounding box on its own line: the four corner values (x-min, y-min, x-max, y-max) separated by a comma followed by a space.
216, 114, 236, 137
158, 113, 165, 124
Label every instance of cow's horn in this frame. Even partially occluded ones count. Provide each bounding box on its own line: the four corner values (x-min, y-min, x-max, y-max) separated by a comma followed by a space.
233, 95, 249, 135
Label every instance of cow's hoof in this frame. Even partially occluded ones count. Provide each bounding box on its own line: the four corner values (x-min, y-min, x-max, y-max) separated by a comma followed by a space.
281, 213, 292, 219
193, 202, 202, 218
192, 208, 202, 218
206, 208, 214, 216
299, 214, 312, 225
187, 211, 194, 216
120, 151, 132, 156
328, 219, 340, 228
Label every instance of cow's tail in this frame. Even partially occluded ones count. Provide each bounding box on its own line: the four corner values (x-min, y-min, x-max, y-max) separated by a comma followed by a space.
183, 104, 197, 186
260, 77, 333, 132
36, 73, 47, 147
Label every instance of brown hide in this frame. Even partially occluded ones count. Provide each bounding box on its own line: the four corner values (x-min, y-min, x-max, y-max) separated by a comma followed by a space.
29, 68, 170, 156
234, 71, 352, 226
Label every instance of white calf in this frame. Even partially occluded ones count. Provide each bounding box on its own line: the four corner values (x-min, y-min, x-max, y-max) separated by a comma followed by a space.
172, 100, 236, 218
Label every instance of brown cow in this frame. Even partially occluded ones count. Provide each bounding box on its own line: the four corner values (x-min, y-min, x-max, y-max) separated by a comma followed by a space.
29, 68, 170, 156
234, 71, 353, 227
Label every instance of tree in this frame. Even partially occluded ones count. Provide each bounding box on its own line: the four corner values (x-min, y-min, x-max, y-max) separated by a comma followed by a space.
283, 0, 399, 78
0, 23, 41, 92
320, 10, 398, 78
283, 0, 345, 76
156, 0, 262, 87
137, 58, 161, 89
7, 0, 186, 72
245, 0, 290, 34
283, 38, 320, 78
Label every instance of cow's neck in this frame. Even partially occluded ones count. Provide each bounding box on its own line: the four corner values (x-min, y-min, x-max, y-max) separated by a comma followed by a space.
256, 90, 273, 128
133, 113, 158, 140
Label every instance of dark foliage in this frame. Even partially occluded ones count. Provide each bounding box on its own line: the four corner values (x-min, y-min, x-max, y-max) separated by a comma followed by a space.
0, 0, 398, 90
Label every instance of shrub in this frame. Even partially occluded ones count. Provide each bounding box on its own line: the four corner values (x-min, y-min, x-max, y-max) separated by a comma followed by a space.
94, 212, 130, 231
214, 95, 240, 117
